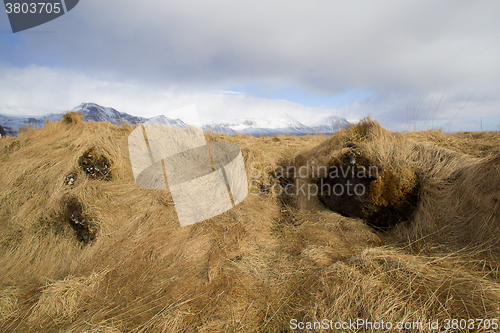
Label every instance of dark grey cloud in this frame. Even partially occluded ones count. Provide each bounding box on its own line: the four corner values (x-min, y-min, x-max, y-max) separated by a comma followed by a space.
5, 1, 496, 87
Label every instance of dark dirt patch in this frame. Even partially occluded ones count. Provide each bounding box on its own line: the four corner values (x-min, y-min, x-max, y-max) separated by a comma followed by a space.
63, 197, 97, 244
78, 148, 111, 180
317, 165, 377, 220
316, 147, 420, 231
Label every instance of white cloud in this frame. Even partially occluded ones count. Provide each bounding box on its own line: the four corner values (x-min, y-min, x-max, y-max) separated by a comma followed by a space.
0, 64, 345, 125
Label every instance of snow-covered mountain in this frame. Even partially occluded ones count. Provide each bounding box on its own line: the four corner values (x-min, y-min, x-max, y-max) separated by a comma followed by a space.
0, 112, 63, 136
74, 103, 149, 125
309, 116, 350, 134
202, 124, 237, 136
144, 115, 188, 128
0, 103, 349, 136
205, 114, 350, 136
210, 115, 313, 136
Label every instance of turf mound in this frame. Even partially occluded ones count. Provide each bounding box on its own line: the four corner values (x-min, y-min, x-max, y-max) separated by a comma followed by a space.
0, 116, 499, 332
287, 119, 500, 251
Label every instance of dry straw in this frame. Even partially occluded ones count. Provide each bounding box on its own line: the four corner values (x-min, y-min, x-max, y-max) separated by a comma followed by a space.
0, 114, 499, 332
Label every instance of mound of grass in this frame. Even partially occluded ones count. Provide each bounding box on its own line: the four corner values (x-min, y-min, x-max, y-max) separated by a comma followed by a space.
62, 111, 83, 124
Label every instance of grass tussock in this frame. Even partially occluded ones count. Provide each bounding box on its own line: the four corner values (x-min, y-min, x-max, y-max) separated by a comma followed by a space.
62, 111, 84, 124
0, 118, 499, 332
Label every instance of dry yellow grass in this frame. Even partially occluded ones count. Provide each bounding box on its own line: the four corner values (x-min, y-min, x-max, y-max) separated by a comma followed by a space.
0, 115, 499, 332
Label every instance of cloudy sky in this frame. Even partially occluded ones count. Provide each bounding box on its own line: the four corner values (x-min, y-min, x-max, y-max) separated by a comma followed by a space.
1, 0, 499, 131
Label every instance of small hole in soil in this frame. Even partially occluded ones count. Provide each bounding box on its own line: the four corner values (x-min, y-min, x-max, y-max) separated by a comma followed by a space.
317, 165, 376, 219
64, 197, 97, 244
317, 164, 420, 231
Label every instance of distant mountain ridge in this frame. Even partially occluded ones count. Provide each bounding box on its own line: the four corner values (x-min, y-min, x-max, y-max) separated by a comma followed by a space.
0, 102, 349, 136
76, 103, 147, 125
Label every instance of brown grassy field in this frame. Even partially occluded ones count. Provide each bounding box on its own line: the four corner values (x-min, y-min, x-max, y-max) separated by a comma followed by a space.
0, 114, 499, 332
